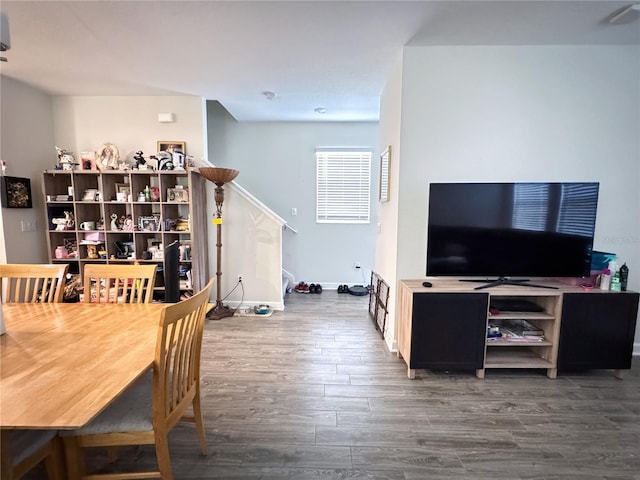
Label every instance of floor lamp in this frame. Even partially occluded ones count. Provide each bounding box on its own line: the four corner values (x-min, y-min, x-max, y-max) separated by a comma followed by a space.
199, 167, 239, 320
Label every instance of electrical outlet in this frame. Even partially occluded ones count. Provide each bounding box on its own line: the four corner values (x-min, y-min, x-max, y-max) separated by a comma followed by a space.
354, 262, 361, 269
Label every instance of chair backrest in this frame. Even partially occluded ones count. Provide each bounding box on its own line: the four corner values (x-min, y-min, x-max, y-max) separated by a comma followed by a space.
153, 278, 213, 431
0, 429, 62, 480
83, 264, 157, 304
0, 264, 68, 303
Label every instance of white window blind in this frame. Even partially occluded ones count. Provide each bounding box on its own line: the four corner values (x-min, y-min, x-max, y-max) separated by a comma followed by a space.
316, 150, 371, 224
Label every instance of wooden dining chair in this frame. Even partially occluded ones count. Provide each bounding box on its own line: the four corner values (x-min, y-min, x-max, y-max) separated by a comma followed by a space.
0, 264, 68, 303
0, 264, 68, 478
0, 429, 65, 480
62, 278, 214, 480
82, 264, 157, 304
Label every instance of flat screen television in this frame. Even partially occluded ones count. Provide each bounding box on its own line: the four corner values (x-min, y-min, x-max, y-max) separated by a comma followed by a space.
426, 182, 599, 289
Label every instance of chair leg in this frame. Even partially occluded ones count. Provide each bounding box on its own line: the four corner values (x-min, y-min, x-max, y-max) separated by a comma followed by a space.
62, 436, 84, 480
192, 395, 208, 455
154, 431, 174, 480
44, 436, 66, 480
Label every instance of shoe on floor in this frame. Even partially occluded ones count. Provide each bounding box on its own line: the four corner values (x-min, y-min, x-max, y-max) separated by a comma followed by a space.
294, 282, 308, 293
315, 284, 322, 294
309, 283, 317, 293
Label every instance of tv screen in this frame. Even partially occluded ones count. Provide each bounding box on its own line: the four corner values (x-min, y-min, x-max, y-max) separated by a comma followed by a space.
426, 182, 599, 279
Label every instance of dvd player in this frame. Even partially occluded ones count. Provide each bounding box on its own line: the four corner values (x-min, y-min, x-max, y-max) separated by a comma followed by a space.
490, 299, 543, 312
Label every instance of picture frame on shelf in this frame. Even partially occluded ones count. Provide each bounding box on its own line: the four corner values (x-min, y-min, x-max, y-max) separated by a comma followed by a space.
82, 189, 99, 202
379, 146, 391, 203
115, 183, 130, 202
1, 176, 33, 208
138, 215, 160, 232
167, 187, 189, 203
157, 141, 185, 154
80, 151, 97, 171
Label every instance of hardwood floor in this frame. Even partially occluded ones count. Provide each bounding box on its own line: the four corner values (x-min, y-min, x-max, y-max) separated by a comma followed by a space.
27, 290, 640, 479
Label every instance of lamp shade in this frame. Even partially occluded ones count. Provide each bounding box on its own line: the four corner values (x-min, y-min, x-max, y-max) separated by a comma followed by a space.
199, 167, 239, 185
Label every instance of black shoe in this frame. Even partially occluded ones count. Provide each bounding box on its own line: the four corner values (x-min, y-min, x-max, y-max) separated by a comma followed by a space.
315, 284, 322, 294
309, 283, 317, 293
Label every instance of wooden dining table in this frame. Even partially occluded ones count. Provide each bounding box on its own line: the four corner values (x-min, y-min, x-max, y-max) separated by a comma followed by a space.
0, 302, 165, 430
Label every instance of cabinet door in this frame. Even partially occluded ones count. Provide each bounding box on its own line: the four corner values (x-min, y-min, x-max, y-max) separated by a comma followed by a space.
558, 292, 639, 370
410, 293, 487, 370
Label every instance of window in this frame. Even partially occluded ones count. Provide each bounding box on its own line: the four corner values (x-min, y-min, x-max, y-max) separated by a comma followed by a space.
316, 149, 371, 224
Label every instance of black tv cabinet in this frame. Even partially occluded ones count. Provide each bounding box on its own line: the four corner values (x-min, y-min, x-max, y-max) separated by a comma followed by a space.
397, 279, 638, 379
558, 292, 639, 377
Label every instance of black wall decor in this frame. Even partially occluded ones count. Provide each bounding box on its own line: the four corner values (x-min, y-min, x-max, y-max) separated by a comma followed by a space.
1, 176, 33, 208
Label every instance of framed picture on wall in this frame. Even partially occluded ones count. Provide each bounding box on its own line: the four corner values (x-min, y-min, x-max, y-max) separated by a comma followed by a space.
1, 176, 33, 208
379, 146, 391, 203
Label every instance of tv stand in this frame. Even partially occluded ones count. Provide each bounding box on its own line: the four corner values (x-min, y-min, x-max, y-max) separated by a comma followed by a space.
460, 277, 559, 290
397, 279, 639, 380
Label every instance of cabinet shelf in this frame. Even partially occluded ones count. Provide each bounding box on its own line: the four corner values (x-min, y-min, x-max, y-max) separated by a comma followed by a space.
42, 169, 209, 302
487, 339, 552, 347
484, 348, 554, 368
489, 311, 554, 320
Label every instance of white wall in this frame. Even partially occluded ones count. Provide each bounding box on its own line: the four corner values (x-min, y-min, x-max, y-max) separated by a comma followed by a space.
206, 182, 285, 310
391, 45, 640, 347
206, 109, 380, 288
52, 96, 205, 163
375, 53, 404, 349
0, 76, 54, 263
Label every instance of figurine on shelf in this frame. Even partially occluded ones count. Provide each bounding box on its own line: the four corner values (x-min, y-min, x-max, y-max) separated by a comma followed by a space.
172, 148, 185, 170
52, 210, 76, 230
52, 218, 67, 231
55, 146, 78, 170
95, 142, 120, 170
110, 213, 121, 231
122, 214, 134, 231
86, 244, 99, 259
133, 151, 148, 170
175, 217, 189, 231
157, 151, 174, 170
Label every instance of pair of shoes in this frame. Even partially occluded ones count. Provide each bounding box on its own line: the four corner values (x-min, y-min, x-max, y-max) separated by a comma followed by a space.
309, 283, 323, 294
294, 282, 310, 293
337, 284, 349, 293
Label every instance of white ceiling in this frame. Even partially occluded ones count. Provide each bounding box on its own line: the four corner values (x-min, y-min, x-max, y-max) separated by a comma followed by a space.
1, 1, 638, 122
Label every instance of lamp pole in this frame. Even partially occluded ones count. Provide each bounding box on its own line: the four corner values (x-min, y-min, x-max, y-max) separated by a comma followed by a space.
199, 167, 239, 320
